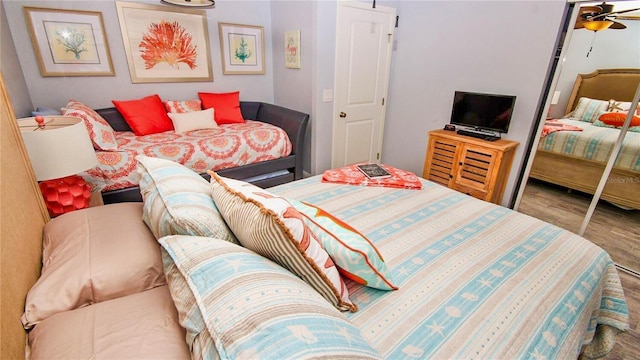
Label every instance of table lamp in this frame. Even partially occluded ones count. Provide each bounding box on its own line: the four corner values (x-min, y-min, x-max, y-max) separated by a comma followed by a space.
18, 115, 98, 217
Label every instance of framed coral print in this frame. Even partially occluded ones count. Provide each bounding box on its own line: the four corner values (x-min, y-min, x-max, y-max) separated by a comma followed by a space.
284, 30, 300, 69
23, 7, 114, 77
115, 1, 213, 83
218, 22, 265, 75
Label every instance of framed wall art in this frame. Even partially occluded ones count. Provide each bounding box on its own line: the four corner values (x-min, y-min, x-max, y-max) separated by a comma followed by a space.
218, 22, 265, 75
24, 7, 114, 77
115, 1, 213, 83
284, 30, 300, 69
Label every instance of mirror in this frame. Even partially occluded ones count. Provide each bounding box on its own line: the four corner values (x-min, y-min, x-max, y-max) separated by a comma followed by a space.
517, 1, 640, 275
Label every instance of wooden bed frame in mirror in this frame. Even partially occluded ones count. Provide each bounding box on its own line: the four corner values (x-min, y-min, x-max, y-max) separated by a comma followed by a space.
529, 68, 640, 210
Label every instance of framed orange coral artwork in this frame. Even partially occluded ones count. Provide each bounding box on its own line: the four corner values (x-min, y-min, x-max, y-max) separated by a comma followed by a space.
115, 1, 213, 83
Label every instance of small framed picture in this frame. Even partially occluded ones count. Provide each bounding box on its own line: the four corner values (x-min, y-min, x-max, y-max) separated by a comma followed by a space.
24, 7, 114, 77
218, 22, 265, 75
284, 30, 300, 69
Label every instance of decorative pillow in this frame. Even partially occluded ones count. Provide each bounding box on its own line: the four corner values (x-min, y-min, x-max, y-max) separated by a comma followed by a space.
570, 97, 609, 123
198, 91, 245, 125
208, 171, 356, 311
136, 155, 237, 243
162, 251, 218, 359
21, 202, 166, 329
607, 99, 640, 114
165, 99, 202, 113
593, 119, 640, 133
112, 94, 173, 136
597, 111, 640, 128
160, 235, 382, 359
28, 286, 191, 359
167, 108, 218, 133
290, 199, 398, 290
63, 100, 118, 151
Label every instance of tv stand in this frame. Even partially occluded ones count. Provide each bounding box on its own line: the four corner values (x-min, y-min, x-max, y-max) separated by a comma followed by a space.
456, 128, 501, 142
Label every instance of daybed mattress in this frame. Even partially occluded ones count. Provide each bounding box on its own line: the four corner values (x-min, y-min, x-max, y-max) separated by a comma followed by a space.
81, 120, 292, 192
270, 177, 629, 359
538, 118, 640, 172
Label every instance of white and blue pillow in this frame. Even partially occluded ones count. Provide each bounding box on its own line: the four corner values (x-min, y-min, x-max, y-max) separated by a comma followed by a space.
160, 235, 382, 360
136, 156, 237, 243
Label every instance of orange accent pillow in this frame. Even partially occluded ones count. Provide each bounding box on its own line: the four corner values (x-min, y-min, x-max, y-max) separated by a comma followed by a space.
198, 91, 245, 125
598, 112, 640, 128
112, 94, 174, 136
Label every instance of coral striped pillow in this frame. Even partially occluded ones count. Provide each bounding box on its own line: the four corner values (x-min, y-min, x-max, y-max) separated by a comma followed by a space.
291, 199, 398, 290
208, 171, 356, 312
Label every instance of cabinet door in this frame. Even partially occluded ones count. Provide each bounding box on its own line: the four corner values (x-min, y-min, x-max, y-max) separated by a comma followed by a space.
454, 144, 498, 195
424, 137, 459, 187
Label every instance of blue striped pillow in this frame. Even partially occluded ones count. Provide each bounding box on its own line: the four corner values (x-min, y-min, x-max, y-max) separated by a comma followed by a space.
136, 156, 237, 244
160, 235, 382, 360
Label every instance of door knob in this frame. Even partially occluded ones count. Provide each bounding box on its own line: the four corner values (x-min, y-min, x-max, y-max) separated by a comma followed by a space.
339, 112, 347, 118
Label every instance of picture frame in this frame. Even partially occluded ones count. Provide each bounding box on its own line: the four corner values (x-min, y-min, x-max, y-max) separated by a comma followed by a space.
284, 30, 301, 69
218, 22, 265, 75
115, 1, 213, 83
23, 7, 114, 77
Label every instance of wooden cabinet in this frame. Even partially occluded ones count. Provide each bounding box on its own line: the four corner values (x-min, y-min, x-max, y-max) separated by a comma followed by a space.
422, 130, 519, 204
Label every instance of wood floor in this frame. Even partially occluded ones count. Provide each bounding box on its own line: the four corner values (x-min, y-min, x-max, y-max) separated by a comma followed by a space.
518, 179, 639, 359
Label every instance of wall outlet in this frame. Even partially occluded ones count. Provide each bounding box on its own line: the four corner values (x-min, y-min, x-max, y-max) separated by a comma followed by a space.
322, 89, 333, 102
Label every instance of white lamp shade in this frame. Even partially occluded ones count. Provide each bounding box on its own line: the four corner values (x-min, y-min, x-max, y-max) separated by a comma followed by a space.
18, 116, 98, 181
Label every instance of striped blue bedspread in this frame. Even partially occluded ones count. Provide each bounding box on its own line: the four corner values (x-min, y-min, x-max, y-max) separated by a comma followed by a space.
538, 118, 640, 172
270, 176, 629, 359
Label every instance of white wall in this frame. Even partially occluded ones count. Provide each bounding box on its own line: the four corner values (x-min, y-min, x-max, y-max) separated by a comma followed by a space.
376, 0, 566, 206
549, 1, 640, 118
3, 0, 275, 114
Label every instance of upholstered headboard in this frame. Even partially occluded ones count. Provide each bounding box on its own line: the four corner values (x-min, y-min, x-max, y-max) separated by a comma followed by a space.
565, 68, 640, 114
0, 73, 49, 358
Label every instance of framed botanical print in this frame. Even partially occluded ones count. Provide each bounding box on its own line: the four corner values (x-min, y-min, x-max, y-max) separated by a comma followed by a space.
24, 7, 114, 77
284, 30, 300, 69
218, 22, 265, 75
115, 1, 213, 83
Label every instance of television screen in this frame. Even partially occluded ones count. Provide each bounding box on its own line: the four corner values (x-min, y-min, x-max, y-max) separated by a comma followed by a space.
449, 91, 516, 133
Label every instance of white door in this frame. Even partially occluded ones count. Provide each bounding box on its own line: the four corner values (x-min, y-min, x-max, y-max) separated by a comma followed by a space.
331, 2, 396, 168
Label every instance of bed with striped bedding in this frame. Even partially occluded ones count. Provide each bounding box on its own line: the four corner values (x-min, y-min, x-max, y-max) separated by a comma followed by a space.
537, 118, 640, 172
269, 176, 629, 359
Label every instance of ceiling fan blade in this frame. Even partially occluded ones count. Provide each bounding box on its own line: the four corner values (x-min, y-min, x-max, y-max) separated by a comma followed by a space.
609, 20, 627, 29
591, 7, 640, 20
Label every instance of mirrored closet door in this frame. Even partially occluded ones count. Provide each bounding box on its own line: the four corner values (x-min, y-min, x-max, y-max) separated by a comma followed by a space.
516, 0, 640, 276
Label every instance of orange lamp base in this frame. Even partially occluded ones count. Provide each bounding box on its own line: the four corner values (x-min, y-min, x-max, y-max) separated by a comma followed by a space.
39, 175, 91, 218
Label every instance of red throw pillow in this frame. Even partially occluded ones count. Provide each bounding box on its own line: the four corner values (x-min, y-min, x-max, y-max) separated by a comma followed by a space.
112, 94, 174, 136
598, 112, 640, 128
198, 91, 245, 125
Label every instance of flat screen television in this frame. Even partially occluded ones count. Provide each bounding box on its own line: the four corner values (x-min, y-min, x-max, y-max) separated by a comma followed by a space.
449, 91, 516, 133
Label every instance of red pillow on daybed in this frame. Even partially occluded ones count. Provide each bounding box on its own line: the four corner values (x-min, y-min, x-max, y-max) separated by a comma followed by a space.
598, 111, 640, 128
198, 91, 245, 125
112, 94, 174, 136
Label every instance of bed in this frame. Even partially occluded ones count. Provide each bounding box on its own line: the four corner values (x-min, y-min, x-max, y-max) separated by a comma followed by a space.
16, 156, 630, 359
83, 100, 309, 204
529, 68, 640, 209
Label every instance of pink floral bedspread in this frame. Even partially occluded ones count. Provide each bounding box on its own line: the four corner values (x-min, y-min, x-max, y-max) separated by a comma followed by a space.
80, 120, 292, 192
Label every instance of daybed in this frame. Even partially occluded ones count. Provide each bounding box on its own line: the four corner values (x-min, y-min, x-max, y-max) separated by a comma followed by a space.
75, 98, 309, 204
18, 156, 629, 360
529, 68, 640, 209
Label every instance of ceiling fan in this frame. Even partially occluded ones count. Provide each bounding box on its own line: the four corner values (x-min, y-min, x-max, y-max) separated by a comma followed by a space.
574, 2, 640, 31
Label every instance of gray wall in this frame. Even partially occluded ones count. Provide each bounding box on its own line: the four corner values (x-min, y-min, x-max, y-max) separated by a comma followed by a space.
3, 0, 275, 113
4, 0, 575, 206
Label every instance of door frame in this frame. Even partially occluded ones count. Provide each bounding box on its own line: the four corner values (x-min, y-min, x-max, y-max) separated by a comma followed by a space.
330, 1, 396, 168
